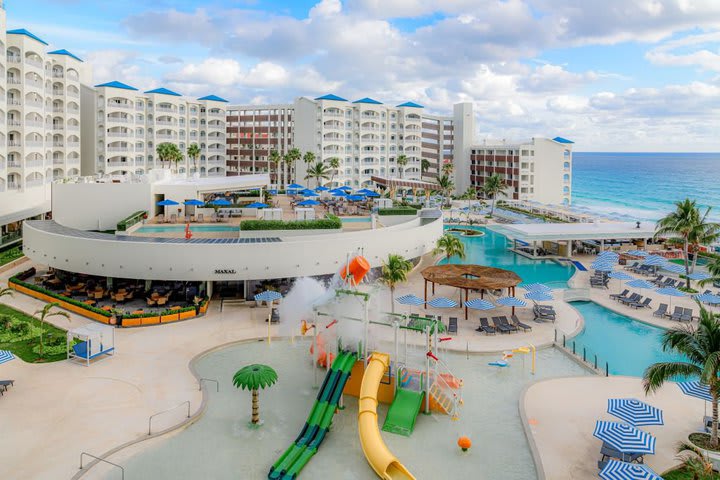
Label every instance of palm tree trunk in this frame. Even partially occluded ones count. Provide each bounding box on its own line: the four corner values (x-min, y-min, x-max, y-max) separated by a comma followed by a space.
711, 389, 719, 448
491, 196, 496, 216
390, 286, 395, 313
251, 389, 259, 424
690, 245, 699, 274
684, 239, 691, 289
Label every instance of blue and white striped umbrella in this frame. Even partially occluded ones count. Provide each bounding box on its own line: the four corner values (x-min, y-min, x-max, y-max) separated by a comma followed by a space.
599, 459, 662, 480
599, 251, 620, 260
642, 255, 667, 267
525, 291, 554, 302
662, 263, 686, 274
593, 421, 656, 455
592, 262, 615, 272
608, 271, 634, 280
626, 279, 656, 290
626, 250, 649, 257
254, 290, 283, 303
695, 293, 720, 306
0, 350, 15, 365
396, 294, 425, 306
688, 272, 711, 281
677, 380, 712, 402
496, 296, 527, 307
523, 283, 551, 292
464, 298, 495, 310
655, 287, 686, 297
607, 399, 664, 427
427, 297, 458, 308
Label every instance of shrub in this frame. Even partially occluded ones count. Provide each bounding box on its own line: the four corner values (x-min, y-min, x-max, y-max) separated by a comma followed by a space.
240, 216, 342, 231
9, 277, 112, 317
116, 210, 148, 232
377, 207, 418, 216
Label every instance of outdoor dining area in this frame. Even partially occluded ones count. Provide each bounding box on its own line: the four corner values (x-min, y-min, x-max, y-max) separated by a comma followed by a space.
286, 184, 381, 217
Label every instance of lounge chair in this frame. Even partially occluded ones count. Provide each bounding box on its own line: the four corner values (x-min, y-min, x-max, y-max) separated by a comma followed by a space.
669, 306, 685, 321
498, 316, 518, 332
511, 314, 532, 332
651, 275, 665, 286
448, 317, 458, 335
156, 214, 164, 224
184, 215, 191, 223
682, 308, 694, 322
492, 317, 512, 334
477, 317, 496, 335
624, 262, 639, 271
652, 303, 668, 318
197, 213, 204, 223
600, 442, 644, 464
619, 293, 641, 305
666, 279, 678, 288
629, 297, 652, 309
0, 379, 14, 395
609, 289, 629, 301
169, 214, 177, 224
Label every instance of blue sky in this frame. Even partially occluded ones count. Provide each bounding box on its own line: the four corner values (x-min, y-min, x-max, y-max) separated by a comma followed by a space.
7, 0, 720, 151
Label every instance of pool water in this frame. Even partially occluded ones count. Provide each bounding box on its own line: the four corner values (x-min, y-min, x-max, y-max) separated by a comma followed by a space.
341, 217, 371, 223
108, 340, 588, 480
136, 225, 240, 233
442, 226, 575, 287
569, 301, 685, 377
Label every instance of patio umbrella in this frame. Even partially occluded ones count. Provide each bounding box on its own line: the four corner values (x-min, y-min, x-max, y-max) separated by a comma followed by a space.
183, 199, 204, 206
346, 194, 365, 202
255, 290, 283, 344
268, 189, 278, 195
677, 380, 712, 402
695, 293, 720, 306
626, 279, 656, 294
655, 286, 686, 309
427, 297, 458, 309
524, 290, 554, 302
356, 188, 374, 195
297, 199, 320, 207
496, 296, 527, 315
287, 183, 304, 190
210, 198, 232, 206
523, 283, 552, 292
338, 185, 352, 191
593, 421, 656, 457
591, 261, 615, 272
396, 294, 425, 307
330, 189, 347, 197
246, 202, 268, 209
0, 350, 15, 365
642, 255, 667, 267
626, 250, 649, 257
607, 399, 664, 427
365, 191, 381, 198
300, 189, 317, 196
608, 271, 633, 281
315, 186, 330, 192
662, 263, 685, 274
463, 298, 495, 320
688, 272, 711, 281
157, 199, 179, 206
599, 251, 620, 261
599, 459, 662, 480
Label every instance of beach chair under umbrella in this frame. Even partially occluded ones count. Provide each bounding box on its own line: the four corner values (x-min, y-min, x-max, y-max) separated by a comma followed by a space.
655, 286, 686, 310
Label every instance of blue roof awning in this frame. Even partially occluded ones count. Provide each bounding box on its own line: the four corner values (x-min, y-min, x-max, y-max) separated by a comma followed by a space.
198, 95, 228, 103
7, 28, 48, 45
397, 101, 424, 108
315, 94, 348, 102
48, 49, 83, 62
552, 136, 574, 144
353, 97, 383, 105
145, 87, 182, 97
94, 81, 139, 91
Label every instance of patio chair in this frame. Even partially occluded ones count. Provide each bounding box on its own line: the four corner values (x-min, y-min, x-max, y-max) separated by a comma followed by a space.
491, 317, 512, 334
157, 214, 164, 224
169, 214, 177, 224
619, 293, 641, 305
629, 297, 652, 309
477, 317, 496, 335
498, 316, 518, 332
600, 442, 645, 464
624, 262, 639, 271
197, 213, 204, 223
511, 314, 532, 332
0, 380, 14, 395
681, 308, 694, 322
609, 289, 629, 301
669, 306, 685, 321
666, 279, 678, 288
448, 317, 458, 335
652, 303, 668, 318
184, 215, 191, 223
651, 275, 665, 286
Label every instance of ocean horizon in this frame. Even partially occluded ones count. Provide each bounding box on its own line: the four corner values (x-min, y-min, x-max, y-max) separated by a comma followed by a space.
571, 152, 720, 222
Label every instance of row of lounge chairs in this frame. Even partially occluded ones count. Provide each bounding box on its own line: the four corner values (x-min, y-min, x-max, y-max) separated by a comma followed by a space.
653, 305, 697, 322
609, 291, 653, 309
625, 262, 658, 276
476, 315, 532, 335
534, 304, 556, 322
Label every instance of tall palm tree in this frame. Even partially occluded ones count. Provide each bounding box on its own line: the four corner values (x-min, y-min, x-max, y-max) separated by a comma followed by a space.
643, 307, 720, 448
433, 233, 466, 262
34, 303, 70, 358
483, 174, 506, 217
156, 142, 175, 169
435, 174, 454, 207
379, 254, 413, 313
689, 207, 720, 274
442, 162, 454, 176
420, 159, 431, 176
285, 148, 301, 183
700, 257, 720, 288
304, 161, 331, 188
268, 150, 281, 187
187, 143, 200, 174
303, 151, 315, 167
232, 364, 278, 425
396, 154, 408, 179
327, 157, 340, 187
656, 199, 720, 289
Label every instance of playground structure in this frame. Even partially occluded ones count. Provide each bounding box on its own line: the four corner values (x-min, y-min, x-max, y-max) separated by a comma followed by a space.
268, 253, 464, 479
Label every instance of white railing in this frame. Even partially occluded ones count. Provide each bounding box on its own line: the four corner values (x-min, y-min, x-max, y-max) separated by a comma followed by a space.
67, 125, 79, 131
107, 147, 132, 153
52, 72, 64, 79
26, 79, 43, 89
108, 102, 132, 110
25, 141, 43, 148
25, 58, 43, 69
7, 56, 20, 64
67, 91, 79, 98
67, 142, 80, 148
107, 132, 132, 138
52, 142, 64, 148
107, 117, 130, 124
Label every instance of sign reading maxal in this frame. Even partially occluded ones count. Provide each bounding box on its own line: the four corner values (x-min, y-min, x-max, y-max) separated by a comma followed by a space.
214, 269, 237, 275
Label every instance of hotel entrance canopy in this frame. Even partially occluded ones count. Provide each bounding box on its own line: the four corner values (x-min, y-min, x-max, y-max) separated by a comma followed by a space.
489, 221, 656, 243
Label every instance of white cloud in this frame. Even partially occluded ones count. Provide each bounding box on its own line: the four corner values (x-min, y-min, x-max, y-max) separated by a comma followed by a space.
646, 31, 720, 72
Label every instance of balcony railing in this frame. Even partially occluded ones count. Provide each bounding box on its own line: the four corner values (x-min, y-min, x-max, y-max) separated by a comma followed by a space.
107, 132, 132, 138
67, 142, 80, 148
7, 56, 21, 64
26, 79, 43, 89
8, 161, 22, 168
52, 142, 64, 148
108, 102, 132, 110
0, 231, 22, 248
108, 117, 131, 124
52, 72, 64, 79
107, 147, 133, 153
25, 141, 43, 148
25, 58, 43, 68
67, 91, 79, 98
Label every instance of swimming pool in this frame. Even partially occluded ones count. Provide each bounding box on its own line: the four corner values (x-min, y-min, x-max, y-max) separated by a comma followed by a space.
135, 225, 240, 233
107, 340, 588, 479
442, 226, 575, 287
568, 301, 685, 377
341, 217, 371, 223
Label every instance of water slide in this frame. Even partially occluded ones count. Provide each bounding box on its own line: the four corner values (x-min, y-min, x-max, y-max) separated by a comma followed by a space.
382, 388, 425, 437
358, 352, 416, 480
268, 350, 357, 480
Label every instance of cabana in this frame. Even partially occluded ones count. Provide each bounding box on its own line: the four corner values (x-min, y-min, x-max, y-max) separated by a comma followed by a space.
67, 323, 115, 366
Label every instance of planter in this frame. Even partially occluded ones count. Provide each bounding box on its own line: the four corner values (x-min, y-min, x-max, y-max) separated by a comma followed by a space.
142, 316, 161, 326
160, 313, 179, 323
199, 302, 209, 314
689, 433, 720, 472
179, 310, 195, 321
122, 318, 142, 327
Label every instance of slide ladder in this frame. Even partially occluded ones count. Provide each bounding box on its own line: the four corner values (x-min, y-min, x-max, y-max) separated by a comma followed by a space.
428, 357, 463, 420
268, 351, 356, 480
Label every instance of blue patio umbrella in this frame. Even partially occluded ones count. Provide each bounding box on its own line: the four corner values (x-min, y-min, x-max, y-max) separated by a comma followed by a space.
607, 398, 664, 427
396, 294, 425, 306
183, 199, 204, 206
662, 263, 686, 274
210, 198, 232, 206
599, 251, 620, 260
356, 188, 374, 195
608, 271, 633, 280
523, 283, 552, 292
297, 199, 320, 207
496, 296, 527, 315
287, 183, 304, 190
688, 272, 711, 281
427, 297, 458, 309
656, 286, 686, 297
315, 186, 330, 191
365, 192, 381, 198
642, 255, 667, 267
157, 199, 179, 206
695, 293, 720, 306
599, 459, 662, 480
593, 421, 656, 456
0, 350, 15, 365
524, 291, 554, 302
246, 202, 268, 208
302, 190, 319, 197
626, 250, 649, 257
464, 298, 495, 310
592, 262, 615, 272
338, 185, 352, 191
268, 189, 278, 195
346, 194, 366, 202
626, 279, 656, 291
677, 380, 712, 402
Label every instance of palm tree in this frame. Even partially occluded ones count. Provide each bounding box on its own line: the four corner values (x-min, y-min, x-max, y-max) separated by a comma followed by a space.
643, 307, 720, 448
303, 151, 315, 167
285, 148, 301, 183
421, 159, 431, 176
656, 199, 720, 289
689, 208, 720, 274
232, 364, 278, 425
483, 173, 506, 217
700, 257, 720, 288
396, 154, 408, 179
433, 233, 466, 262
304, 161, 331, 188
676, 441, 715, 479
156, 142, 182, 170
442, 162, 454, 176
327, 157, 340, 187
379, 254, 413, 313
435, 174, 454, 207
34, 303, 69, 358
187, 143, 200, 174
268, 150, 281, 187
0, 286, 13, 301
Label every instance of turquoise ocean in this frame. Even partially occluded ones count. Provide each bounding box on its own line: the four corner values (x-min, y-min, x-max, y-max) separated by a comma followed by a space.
572, 152, 720, 222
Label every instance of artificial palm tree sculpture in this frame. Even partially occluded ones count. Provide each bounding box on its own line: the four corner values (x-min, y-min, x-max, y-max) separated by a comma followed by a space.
187, 143, 201, 174
233, 364, 278, 426
379, 254, 413, 313
483, 173, 506, 217
643, 306, 720, 449
34, 303, 69, 358
433, 233, 466, 262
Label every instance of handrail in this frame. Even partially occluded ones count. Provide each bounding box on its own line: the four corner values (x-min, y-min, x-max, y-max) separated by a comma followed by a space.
199, 378, 219, 392
79, 452, 124, 479
148, 400, 191, 435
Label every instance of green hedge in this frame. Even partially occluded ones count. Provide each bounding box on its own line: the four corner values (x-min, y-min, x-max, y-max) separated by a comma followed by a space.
0, 246, 23, 267
240, 215, 342, 231
117, 210, 148, 231
377, 207, 418, 216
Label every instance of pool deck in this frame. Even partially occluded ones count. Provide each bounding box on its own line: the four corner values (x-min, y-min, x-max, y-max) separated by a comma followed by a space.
0, 250, 712, 479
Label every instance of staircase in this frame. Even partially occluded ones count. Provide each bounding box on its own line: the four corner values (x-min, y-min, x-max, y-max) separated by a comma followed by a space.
427, 358, 463, 420
429, 381, 454, 414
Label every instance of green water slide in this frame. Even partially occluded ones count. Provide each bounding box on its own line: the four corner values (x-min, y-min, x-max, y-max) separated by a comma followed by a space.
268, 350, 356, 480
382, 388, 425, 437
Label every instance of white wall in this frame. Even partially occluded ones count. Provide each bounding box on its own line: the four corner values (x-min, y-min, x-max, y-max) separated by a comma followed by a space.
452, 102, 476, 195
530, 138, 571, 205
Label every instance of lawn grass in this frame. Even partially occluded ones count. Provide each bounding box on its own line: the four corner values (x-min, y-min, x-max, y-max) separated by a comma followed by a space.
0, 303, 68, 363
662, 467, 694, 479
0, 246, 23, 267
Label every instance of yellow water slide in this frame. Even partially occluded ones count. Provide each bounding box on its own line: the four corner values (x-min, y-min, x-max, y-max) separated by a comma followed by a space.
358, 352, 416, 480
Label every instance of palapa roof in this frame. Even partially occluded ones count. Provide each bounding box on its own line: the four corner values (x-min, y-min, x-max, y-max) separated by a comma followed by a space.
421, 264, 522, 290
